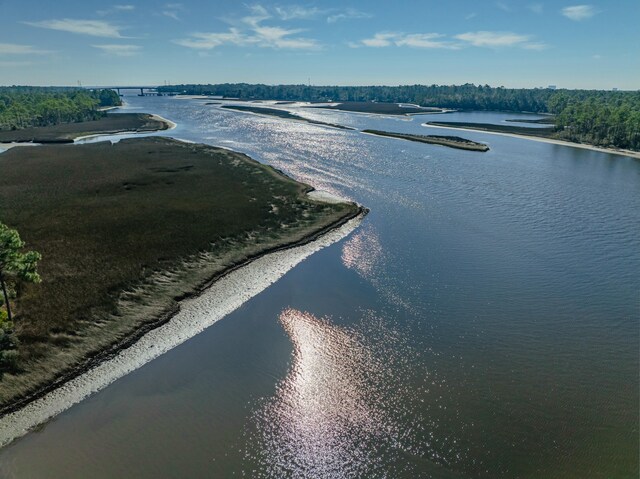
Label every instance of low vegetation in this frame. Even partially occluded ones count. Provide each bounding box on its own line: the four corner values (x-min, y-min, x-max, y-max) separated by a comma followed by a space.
425, 121, 556, 138
307, 102, 443, 115
0, 136, 361, 409
163, 83, 640, 151
0, 113, 168, 143
362, 129, 489, 151
0, 87, 121, 131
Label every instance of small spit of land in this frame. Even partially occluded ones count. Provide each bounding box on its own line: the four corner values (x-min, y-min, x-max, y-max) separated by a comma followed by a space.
0, 136, 361, 412
0, 113, 169, 143
308, 102, 444, 115
362, 129, 489, 152
426, 121, 556, 138
426, 120, 640, 159
504, 117, 555, 124
221, 105, 354, 130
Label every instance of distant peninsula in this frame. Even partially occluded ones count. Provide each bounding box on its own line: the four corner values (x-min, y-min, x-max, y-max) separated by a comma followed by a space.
306, 102, 444, 115
362, 129, 489, 151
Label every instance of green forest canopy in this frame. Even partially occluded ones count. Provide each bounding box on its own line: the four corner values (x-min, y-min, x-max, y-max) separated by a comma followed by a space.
0, 87, 121, 130
160, 83, 640, 151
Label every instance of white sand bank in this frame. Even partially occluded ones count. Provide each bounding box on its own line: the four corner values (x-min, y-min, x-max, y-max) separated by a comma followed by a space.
0, 213, 364, 448
307, 190, 346, 204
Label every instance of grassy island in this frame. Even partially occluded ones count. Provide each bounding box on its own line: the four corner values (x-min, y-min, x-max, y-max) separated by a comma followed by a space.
221, 105, 354, 130
308, 102, 443, 115
0, 136, 362, 413
0, 113, 169, 144
362, 129, 489, 151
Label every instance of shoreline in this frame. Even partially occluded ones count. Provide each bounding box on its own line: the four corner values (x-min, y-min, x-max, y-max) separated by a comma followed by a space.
0, 131, 365, 418
0, 209, 365, 447
361, 129, 489, 152
72, 114, 176, 142
0, 114, 175, 152
0, 113, 172, 145
423, 123, 640, 159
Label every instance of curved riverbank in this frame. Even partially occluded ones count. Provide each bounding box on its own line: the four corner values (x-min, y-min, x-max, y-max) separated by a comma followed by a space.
0, 113, 172, 144
0, 211, 365, 447
424, 122, 640, 159
0, 134, 365, 419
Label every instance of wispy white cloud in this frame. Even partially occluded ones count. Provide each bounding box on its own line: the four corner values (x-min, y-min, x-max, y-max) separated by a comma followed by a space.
327, 8, 371, 23
396, 33, 460, 49
91, 44, 141, 56
174, 5, 320, 50
356, 32, 458, 49
97, 4, 135, 15
465, 12, 478, 20
269, 4, 370, 23
528, 3, 543, 14
25, 19, 125, 38
522, 42, 549, 50
274, 5, 323, 20
359, 32, 396, 47
0, 43, 51, 55
355, 30, 546, 51
174, 30, 248, 49
561, 5, 596, 21
161, 2, 184, 21
455, 31, 530, 47
162, 10, 181, 21
495, 1, 512, 12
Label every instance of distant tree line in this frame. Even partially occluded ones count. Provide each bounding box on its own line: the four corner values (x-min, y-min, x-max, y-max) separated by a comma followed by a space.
160, 83, 640, 151
0, 87, 121, 131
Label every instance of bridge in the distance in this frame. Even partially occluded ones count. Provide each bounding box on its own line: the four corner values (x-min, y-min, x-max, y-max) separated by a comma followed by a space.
91, 86, 182, 96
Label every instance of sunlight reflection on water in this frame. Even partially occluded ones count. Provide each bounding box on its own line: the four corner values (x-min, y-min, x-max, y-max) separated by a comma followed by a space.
244, 308, 465, 478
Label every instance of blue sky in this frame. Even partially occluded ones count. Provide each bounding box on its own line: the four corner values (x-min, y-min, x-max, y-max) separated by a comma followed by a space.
1, 0, 638, 89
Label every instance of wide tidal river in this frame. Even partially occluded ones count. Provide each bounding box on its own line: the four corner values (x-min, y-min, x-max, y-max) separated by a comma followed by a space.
0, 96, 638, 478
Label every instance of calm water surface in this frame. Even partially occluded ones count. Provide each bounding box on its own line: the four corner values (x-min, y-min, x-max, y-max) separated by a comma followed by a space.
0, 97, 638, 478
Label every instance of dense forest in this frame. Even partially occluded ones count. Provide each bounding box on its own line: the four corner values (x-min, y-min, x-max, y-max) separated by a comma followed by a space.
159, 83, 640, 151
0, 87, 121, 131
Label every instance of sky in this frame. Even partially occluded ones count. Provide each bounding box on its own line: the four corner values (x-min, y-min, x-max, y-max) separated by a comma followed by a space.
0, 0, 638, 89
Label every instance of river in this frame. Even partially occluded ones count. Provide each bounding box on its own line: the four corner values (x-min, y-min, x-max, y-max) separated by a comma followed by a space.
0, 96, 638, 478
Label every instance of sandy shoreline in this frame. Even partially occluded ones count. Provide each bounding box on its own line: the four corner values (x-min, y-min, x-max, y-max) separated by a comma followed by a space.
423, 123, 640, 159
0, 211, 364, 447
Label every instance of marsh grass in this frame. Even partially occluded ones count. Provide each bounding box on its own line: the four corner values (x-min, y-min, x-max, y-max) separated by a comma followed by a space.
0, 136, 359, 407
0, 113, 167, 143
